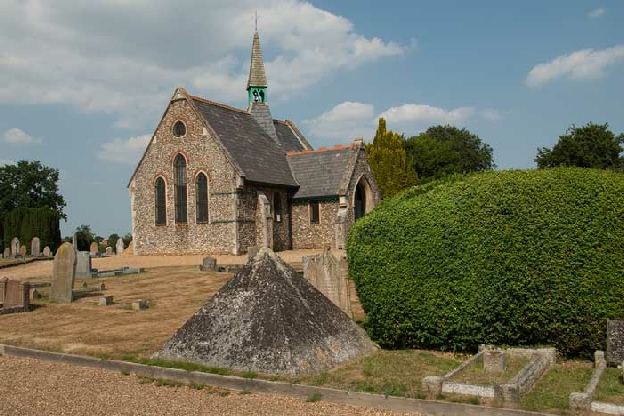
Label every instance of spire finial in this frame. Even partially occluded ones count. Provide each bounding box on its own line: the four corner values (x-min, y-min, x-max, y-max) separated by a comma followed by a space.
255, 10, 258, 32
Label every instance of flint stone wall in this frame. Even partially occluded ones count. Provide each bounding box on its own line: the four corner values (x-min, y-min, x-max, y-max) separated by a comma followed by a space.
130, 98, 240, 255
291, 200, 340, 249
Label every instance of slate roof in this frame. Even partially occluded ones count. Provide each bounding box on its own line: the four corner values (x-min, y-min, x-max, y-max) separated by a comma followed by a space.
287, 145, 359, 200
247, 31, 267, 88
192, 97, 298, 187
274, 120, 310, 152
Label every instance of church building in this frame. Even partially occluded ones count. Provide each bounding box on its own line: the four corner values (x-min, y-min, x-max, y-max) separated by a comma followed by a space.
128, 31, 380, 255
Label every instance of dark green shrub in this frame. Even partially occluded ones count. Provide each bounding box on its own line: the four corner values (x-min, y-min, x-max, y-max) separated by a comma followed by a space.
347, 168, 624, 356
3, 207, 61, 254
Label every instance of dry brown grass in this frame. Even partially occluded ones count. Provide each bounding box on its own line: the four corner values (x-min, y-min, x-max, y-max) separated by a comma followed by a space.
0, 249, 363, 358
0, 266, 231, 357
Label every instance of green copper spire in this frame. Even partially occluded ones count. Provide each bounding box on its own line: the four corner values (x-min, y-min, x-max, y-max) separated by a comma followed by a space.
247, 31, 268, 105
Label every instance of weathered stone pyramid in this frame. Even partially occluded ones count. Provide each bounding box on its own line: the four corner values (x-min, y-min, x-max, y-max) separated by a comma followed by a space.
157, 248, 376, 375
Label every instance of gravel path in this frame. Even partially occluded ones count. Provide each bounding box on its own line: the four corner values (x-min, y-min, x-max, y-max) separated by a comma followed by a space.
0, 356, 423, 416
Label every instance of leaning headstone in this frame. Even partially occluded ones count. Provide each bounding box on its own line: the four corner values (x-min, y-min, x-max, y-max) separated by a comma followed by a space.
75, 251, 92, 278
19, 245, 26, 258
157, 248, 376, 375
50, 242, 76, 303
607, 320, 624, 365
31, 237, 41, 257
105, 247, 113, 256
42, 246, 51, 257
11, 238, 19, 257
89, 242, 98, 256
2, 248, 8, 259
116, 239, 124, 255
200, 256, 217, 271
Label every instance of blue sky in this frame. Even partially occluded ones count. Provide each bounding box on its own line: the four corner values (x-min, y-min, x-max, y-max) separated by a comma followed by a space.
1, 0, 623, 238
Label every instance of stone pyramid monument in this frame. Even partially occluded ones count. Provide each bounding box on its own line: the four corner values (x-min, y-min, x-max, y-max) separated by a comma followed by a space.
157, 248, 376, 375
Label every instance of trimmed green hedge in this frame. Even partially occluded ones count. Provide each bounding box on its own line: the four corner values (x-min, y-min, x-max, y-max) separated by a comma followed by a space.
347, 168, 624, 356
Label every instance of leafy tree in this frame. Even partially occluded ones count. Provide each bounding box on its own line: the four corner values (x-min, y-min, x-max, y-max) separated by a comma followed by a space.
122, 232, 132, 247
0, 160, 66, 219
366, 118, 418, 199
74, 224, 95, 251
536, 122, 624, 169
107, 233, 120, 249
404, 125, 494, 183
0, 160, 65, 252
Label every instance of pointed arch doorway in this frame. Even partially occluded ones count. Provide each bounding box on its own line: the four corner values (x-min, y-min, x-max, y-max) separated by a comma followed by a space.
354, 176, 374, 220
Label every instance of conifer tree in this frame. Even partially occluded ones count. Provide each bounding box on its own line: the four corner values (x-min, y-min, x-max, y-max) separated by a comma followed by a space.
366, 118, 418, 199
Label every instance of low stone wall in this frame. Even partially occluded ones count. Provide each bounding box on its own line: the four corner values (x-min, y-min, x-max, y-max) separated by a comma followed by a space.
423, 346, 556, 403
569, 351, 618, 413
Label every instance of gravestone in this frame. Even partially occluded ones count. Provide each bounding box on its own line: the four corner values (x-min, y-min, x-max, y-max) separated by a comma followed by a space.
116, 239, 124, 255
31, 237, 41, 257
484, 350, 506, 372
3, 248, 10, 259
19, 245, 26, 258
105, 247, 113, 256
75, 251, 92, 278
99, 296, 113, 306
200, 256, 217, 271
11, 238, 19, 257
42, 246, 51, 257
89, 242, 98, 256
50, 242, 76, 303
132, 299, 148, 310
302, 249, 352, 317
607, 320, 624, 365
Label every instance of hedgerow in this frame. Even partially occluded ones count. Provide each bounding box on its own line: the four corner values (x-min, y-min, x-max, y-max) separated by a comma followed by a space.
347, 168, 624, 356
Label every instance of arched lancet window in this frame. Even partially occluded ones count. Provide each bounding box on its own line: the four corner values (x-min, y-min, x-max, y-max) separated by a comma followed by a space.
174, 154, 187, 223
154, 177, 166, 225
274, 192, 282, 222
196, 172, 209, 223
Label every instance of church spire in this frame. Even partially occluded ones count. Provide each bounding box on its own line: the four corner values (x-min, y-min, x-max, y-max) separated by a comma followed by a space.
247, 31, 268, 105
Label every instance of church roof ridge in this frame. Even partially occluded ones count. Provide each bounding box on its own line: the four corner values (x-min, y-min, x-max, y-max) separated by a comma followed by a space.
286, 143, 355, 156
190, 95, 249, 115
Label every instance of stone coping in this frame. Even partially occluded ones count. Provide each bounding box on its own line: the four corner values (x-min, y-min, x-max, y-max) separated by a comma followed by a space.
0, 344, 553, 416
424, 346, 556, 403
569, 351, 619, 414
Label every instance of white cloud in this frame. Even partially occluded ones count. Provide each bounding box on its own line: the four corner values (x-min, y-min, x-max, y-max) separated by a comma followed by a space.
304, 101, 502, 145
303, 101, 376, 142
588, 8, 605, 18
526, 45, 624, 88
0, 0, 406, 128
0, 159, 15, 166
97, 134, 151, 165
2, 128, 42, 145
378, 104, 475, 125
